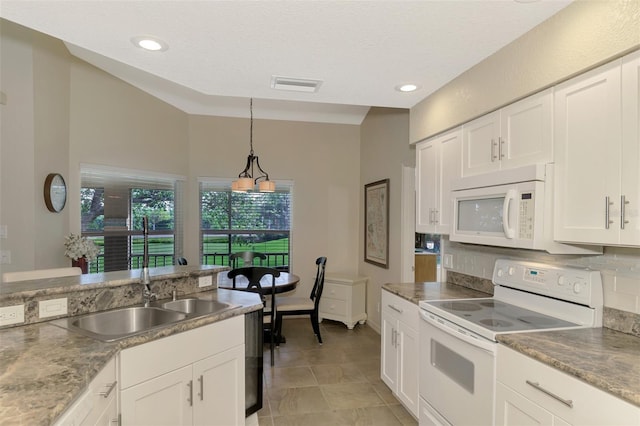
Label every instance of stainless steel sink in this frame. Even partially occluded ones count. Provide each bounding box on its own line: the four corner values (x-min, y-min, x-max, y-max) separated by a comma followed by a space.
52, 306, 187, 342
159, 298, 238, 316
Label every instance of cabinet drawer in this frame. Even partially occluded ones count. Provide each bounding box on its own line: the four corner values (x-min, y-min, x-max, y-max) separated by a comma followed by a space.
323, 283, 349, 301
497, 345, 639, 425
381, 290, 418, 329
320, 298, 347, 316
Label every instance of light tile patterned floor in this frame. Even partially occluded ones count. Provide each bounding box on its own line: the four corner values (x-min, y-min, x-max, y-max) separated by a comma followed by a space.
258, 318, 418, 426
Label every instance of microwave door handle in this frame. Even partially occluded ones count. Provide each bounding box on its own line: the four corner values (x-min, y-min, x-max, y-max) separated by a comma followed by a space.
503, 189, 517, 239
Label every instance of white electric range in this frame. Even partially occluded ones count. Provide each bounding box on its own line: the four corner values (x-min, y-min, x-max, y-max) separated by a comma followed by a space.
417, 259, 603, 426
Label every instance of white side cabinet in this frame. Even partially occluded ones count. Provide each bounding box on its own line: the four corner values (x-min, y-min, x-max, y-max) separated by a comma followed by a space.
496, 345, 640, 426
319, 274, 368, 329
462, 89, 553, 177
381, 290, 419, 418
119, 316, 245, 426
554, 50, 639, 246
54, 358, 118, 426
415, 127, 462, 234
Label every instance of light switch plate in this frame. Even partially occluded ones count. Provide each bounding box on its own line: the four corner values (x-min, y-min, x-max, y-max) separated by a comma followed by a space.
443, 254, 454, 269
0, 305, 25, 325
0, 250, 11, 264
39, 297, 68, 319
198, 275, 213, 288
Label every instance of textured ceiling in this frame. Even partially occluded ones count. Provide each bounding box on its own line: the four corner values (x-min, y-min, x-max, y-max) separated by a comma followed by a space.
0, 1, 572, 123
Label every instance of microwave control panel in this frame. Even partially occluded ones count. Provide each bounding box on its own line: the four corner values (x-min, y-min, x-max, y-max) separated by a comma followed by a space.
518, 192, 534, 240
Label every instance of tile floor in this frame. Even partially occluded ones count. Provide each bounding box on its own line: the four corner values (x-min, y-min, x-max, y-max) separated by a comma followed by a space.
258, 318, 418, 426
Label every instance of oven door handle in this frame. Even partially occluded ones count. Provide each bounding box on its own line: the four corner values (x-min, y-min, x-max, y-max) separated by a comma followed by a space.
421, 310, 496, 353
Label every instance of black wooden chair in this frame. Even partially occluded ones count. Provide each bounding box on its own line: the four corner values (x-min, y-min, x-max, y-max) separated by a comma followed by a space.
176, 257, 188, 265
229, 251, 267, 269
227, 266, 281, 366
275, 257, 327, 346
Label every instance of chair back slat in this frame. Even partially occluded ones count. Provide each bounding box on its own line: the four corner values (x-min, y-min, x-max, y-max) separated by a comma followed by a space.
309, 256, 328, 310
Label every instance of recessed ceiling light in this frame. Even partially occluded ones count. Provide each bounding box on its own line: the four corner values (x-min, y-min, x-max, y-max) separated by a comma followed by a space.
396, 84, 419, 93
131, 36, 168, 52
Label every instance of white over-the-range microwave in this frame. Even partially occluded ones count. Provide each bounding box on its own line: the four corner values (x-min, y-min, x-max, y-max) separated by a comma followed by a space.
449, 164, 601, 254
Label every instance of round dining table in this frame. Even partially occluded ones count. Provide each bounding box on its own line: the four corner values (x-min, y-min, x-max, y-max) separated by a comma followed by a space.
217, 270, 300, 294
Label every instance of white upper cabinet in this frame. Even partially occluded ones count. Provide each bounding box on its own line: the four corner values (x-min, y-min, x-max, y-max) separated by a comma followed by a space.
462, 89, 553, 177
554, 50, 639, 247
415, 127, 462, 234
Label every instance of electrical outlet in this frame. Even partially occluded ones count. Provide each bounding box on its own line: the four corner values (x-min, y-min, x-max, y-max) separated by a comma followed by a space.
0, 225, 7, 238
0, 250, 11, 265
0, 305, 25, 326
198, 275, 213, 288
39, 298, 68, 319
443, 254, 454, 269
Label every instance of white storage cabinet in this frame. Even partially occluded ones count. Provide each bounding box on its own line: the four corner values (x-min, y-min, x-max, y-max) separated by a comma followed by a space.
554, 50, 639, 247
319, 274, 368, 329
462, 89, 553, 177
381, 290, 419, 418
54, 358, 118, 426
415, 127, 462, 234
496, 345, 640, 426
119, 315, 245, 426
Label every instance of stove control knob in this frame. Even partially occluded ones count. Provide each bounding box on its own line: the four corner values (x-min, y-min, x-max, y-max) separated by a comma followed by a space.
508, 267, 515, 276
557, 275, 566, 286
497, 268, 504, 277
573, 282, 582, 294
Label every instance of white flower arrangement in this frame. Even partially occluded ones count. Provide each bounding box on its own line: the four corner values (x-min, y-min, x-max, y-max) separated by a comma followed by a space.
64, 233, 100, 261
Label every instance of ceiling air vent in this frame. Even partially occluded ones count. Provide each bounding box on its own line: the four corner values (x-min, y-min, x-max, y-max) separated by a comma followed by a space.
271, 76, 323, 93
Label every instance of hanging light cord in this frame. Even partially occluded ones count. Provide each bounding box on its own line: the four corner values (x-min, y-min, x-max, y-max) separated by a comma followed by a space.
249, 98, 254, 157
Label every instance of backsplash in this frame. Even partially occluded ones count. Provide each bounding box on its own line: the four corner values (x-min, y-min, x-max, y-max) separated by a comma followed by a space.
443, 242, 640, 338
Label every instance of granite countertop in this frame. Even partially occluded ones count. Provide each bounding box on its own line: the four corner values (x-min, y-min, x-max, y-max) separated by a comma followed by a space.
497, 328, 640, 407
382, 281, 491, 304
383, 282, 640, 409
0, 289, 263, 426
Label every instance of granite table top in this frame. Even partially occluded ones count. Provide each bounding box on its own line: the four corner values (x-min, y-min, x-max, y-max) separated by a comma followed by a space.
383, 282, 640, 409
0, 289, 263, 426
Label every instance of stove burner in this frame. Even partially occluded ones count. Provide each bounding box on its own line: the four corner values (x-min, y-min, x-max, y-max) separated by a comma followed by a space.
518, 316, 559, 326
479, 319, 513, 328
440, 301, 482, 312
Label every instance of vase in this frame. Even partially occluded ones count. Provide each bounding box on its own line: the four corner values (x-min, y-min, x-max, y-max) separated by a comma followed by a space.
72, 257, 89, 274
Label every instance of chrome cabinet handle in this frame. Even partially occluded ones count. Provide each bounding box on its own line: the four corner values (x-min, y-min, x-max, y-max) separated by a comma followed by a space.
388, 304, 403, 314
526, 380, 573, 408
198, 375, 204, 401
605, 196, 614, 229
500, 137, 505, 159
433, 209, 439, 225
391, 328, 395, 347
187, 380, 193, 406
99, 381, 117, 399
621, 195, 629, 230
491, 139, 497, 161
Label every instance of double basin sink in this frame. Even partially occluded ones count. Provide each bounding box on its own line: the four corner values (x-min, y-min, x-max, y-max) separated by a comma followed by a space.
52, 298, 240, 342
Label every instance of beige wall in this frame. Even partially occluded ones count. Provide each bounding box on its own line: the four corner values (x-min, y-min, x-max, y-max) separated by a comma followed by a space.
0, 21, 362, 297
359, 107, 412, 331
410, 0, 640, 143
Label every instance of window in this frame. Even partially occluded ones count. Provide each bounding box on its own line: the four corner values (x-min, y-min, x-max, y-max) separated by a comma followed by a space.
81, 165, 185, 273
200, 179, 292, 269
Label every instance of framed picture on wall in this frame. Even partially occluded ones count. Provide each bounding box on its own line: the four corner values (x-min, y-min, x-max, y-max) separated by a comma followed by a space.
364, 178, 389, 269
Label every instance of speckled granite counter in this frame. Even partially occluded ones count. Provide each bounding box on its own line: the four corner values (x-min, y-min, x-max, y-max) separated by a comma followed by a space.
0, 289, 263, 426
497, 328, 640, 407
382, 281, 491, 304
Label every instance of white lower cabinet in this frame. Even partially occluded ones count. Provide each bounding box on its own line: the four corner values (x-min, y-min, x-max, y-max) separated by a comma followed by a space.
54, 358, 118, 426
381, 290, 419, 418
119, 316, 245, 426
496, 345, 640, 426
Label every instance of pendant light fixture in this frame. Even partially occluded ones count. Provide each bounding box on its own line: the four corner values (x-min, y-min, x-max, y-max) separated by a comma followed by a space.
231, 98, 275, 192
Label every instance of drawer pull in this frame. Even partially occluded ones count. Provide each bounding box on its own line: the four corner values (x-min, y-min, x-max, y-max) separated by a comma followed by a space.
100, 381, 117, 399
198, 375, 204, 401
388, 305, 403, 314
526, 380, 573, 408
187, 380, 193, 406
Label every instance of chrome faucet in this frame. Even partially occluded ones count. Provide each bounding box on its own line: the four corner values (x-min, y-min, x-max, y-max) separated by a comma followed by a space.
140, 216, 155, 306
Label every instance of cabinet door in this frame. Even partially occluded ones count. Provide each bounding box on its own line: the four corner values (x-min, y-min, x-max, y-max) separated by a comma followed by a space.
414, 254, 436, 282
462, 111, 500, 176
621, 50, 640, 246
495, 382, 555, 426
500, 89, 553, 169
397, 321, 419, 418
416, 140, 438, 233
91, 395, 117, 426
380, 311, 398, 390
120, 365, 193, 426
193, 345, 245, 426
435, 128, 462, 234
554, 60, 622, 244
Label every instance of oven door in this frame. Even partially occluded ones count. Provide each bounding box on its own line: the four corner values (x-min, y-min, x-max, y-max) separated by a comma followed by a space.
419, 309, 496, 426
